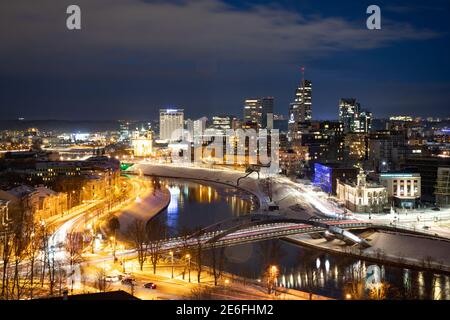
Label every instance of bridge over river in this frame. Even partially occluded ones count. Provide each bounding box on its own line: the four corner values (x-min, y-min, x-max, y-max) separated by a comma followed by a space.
156, 215, 374, 251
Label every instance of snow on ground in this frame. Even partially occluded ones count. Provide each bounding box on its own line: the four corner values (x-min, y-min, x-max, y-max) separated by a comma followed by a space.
117, 188, 170, 232
365, 232, 450, 267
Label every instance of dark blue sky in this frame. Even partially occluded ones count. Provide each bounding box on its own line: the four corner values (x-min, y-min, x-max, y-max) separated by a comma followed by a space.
0, 0, 449, 121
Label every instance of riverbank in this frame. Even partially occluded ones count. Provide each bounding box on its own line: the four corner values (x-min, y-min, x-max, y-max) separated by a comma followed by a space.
286, 231, 450, 274
114, 179, 171, 233
126, 163, 450, 274
127, 163, 323, 219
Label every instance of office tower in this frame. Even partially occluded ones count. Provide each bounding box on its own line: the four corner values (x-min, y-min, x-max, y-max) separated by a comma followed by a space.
290, 80, 312, 123
193, 117, 208, 142
212, 115, 234, 132
118, 120, 130, 142
261, 97, 274, 129
159, 108, 184, 141
266, 112, 274, 130
243, 97, 274, 129
339, 98, 360, 133
288, 70, 312, 143
185, 119, 194, 142
244, 99, 262, 128
355, 110, 372, 133
339, 98, 372, 133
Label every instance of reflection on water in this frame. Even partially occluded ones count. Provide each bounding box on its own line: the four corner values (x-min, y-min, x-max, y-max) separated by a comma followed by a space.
222, 240, 450, 300
148, 178, 255, 235
144, 178, 449, 300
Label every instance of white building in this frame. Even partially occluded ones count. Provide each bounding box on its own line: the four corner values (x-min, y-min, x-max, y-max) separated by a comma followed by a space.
436, 167, 450, 207
185, 119, 194, 142
160, 109, 184, 142
379, 172, 421, 209
193, 117, 208, 143
337, 170, 388, 213
131, 129, 153, 157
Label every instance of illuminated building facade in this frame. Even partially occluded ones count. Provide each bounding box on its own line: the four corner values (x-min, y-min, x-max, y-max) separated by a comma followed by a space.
336, 170, 388, 213
313, 162, 358, 195
339, 98, 372, 133
379, 172, 421, 208
160, 108, 184, 141
131, 129, 153, 157
435, 167, 450, 207
288, 79, 312, 143
244, 97, 273, 129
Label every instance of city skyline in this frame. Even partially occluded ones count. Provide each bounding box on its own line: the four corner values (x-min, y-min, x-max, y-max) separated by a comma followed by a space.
1, 0, 449, 121
1, 0, 450, 304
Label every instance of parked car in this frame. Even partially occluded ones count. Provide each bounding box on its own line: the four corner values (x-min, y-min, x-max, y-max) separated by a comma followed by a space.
105, 275, 120, 282
144, 282, 157, 289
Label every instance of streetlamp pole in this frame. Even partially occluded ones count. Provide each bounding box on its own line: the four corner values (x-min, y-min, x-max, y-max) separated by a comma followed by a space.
170, 251, 174, 279
186, 254, 191, 283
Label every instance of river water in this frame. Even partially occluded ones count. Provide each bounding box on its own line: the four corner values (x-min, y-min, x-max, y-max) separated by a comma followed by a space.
148, 178, 450, 300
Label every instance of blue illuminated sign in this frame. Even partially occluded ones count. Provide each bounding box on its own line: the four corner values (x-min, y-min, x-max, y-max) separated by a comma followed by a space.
313, 163, 332, 194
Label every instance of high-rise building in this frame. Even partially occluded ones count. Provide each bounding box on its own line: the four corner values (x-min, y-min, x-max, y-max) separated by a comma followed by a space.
261, 97, 274, 129
339, 98, 372, 133
339, 98, 359, 133
118, 120, 131, 142
159, 108, 184, 141
244, 99, 261, 128
212, 115, 234, 133
185, 119, 194, 142
243, 97, 273, 129
288, 78, 312, 143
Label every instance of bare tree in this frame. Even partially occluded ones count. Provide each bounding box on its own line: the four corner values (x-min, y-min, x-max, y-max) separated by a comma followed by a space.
126, 218, 148, 271
210, 243, 226, 286
186, 286, 216, 300
10, 208, 35, 300
178, 226, 193, 280
65, 232, 84, 294
147, 218, 167, 274
0, 231, 14, 299
26, 223, 44, 299
94, 268, 110, 292
193, 227, 205, 284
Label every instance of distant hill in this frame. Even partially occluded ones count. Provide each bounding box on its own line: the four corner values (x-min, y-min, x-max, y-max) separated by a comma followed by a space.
0, 120, 121, 132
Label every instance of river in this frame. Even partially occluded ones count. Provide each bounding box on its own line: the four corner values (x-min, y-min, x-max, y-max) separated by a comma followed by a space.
147, 178, 450, 300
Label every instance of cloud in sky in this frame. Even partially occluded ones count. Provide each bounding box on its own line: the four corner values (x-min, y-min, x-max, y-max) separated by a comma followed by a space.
0, 0, 446, 121
0, 0, 439, 76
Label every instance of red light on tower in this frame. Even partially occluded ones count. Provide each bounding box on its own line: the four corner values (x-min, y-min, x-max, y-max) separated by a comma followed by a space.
300, 66, 305, 83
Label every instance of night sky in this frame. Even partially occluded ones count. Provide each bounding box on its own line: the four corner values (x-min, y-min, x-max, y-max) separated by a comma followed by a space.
0, 0, 449, 121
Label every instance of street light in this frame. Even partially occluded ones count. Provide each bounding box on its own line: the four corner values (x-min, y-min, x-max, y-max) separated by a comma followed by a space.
110, 236, 116, 260
169, 251, 174, 279
345, 293, 352, 300
186, 254, 191, 283
268, 265, 278, 295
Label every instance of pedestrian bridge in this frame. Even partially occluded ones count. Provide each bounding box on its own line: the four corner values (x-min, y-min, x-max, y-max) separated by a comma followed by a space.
158, 214, 373, 251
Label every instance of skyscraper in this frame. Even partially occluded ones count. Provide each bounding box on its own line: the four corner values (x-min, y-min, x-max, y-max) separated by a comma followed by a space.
261, 97, 274, 129
339, 98, 359, 133
243, 97, 274, 129
244, 99, 262, 128
339, 99, 372, 133
212, 115, 234, 133
288, 78, 312, 143
159, 108, 184, 141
